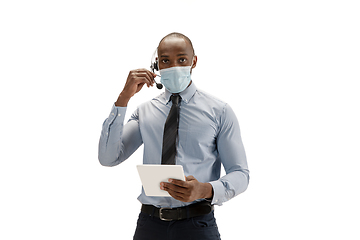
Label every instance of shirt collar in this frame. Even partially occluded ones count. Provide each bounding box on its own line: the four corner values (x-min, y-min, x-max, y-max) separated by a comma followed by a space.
164, 81, 197, 105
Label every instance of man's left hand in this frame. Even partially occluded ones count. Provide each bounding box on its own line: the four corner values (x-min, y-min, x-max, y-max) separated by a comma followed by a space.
160, 176, 213, 202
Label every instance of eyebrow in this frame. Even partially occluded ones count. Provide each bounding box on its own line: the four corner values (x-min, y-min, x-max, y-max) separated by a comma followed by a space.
160, 53, 188, 58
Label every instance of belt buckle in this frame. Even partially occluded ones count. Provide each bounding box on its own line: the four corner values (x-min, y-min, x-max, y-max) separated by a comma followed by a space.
159, 207, 173, 221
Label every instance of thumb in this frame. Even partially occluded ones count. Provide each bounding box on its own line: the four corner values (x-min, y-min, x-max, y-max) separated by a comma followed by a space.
186, 175, 196, 181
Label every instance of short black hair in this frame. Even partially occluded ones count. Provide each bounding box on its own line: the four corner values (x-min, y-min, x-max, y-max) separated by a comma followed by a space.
158, 32, 195, 55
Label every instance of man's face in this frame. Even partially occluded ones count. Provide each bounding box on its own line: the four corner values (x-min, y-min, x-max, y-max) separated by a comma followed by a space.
157, 37, 197, 71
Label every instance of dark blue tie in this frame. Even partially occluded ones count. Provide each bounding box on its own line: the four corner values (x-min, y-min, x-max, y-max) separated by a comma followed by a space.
161, 95, 181, 165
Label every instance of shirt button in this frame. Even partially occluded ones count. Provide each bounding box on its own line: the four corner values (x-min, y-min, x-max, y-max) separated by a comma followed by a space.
118, 114, 121, 117
111, 113, 114, 116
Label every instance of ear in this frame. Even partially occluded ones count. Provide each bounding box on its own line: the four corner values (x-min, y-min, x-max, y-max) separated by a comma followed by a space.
191, 55, 198, 69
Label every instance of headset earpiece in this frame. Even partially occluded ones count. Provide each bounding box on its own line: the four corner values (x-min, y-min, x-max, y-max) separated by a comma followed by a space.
154, 60, 158, 71
150, 61, 158, 73
150, 48, 163, 89
150, 49, 159, 72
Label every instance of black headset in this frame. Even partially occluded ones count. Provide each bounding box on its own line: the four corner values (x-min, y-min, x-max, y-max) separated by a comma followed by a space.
150, 59, 159, 72
150, 49, 163, 89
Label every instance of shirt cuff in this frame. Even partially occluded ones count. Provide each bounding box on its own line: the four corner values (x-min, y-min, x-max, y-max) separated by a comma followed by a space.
104, 104, 127, 136
108, 103, 126, 122
209, 180, 224, 206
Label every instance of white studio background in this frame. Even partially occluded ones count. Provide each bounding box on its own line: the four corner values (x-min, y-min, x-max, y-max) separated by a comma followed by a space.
1, 0, 359, 239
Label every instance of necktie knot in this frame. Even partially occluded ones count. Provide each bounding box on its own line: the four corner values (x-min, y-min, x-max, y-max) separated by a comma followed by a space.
171, 95, 181, 105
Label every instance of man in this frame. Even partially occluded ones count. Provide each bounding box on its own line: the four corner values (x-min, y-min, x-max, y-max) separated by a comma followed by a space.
98, 32, 249, 240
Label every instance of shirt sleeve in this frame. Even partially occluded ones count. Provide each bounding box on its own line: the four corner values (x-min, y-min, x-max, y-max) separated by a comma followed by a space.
209, 104, 250, 205
98, 104, 143, 166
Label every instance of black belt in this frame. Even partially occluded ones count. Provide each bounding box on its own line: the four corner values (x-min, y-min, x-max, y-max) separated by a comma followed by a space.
141, 201, 214, 221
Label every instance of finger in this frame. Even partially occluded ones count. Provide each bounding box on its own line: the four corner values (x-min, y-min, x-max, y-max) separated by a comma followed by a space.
143, 69, 156, 84
136, 70, 154, 86
144, 73, 154, 87
137, 69, 155, 85
166, 187, 193, 203
129, 70, 151, 82
166, 189, 186, 201
132, 73, 152, 85
133, 75, 152, 88
169, 179, 188, 188
164, 185, 188, 201
163, 182, 187, 194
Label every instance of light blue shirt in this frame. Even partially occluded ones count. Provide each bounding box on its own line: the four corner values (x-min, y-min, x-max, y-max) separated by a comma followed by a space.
98, 83, 249, 208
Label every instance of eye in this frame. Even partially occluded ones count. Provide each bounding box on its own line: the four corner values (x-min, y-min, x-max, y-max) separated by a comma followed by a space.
161, 59, 169, 64
179, 58, 187, 63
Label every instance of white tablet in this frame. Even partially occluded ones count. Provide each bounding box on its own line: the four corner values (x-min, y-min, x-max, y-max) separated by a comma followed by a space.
136, 164, 186, 197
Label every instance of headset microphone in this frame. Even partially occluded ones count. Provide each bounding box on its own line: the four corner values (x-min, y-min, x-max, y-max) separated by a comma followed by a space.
154, 78, 163, 89
150, 49, 163, 90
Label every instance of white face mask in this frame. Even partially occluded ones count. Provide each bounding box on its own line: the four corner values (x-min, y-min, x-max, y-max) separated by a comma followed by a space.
159, 65, 192, 93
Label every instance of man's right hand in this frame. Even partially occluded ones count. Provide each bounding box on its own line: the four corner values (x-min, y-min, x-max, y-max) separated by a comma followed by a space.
115, 69, 157, 107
